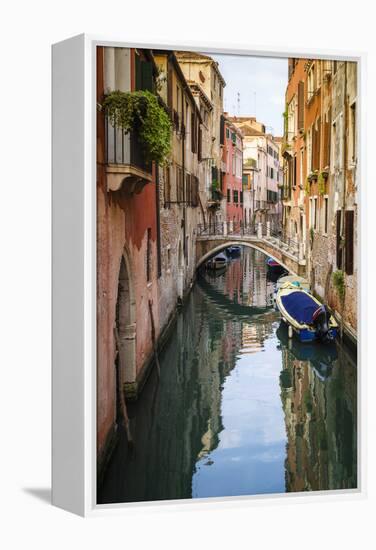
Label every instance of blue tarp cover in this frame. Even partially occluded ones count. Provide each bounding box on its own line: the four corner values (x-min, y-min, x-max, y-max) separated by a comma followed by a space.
281, 291, 318, 324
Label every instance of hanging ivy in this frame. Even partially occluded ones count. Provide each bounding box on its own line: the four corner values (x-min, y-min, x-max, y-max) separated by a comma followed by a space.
332, 270, 345, 300
99, 90, 172, 166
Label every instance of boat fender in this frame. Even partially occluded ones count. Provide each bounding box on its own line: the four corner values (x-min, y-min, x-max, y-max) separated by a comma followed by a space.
288, 325, 293, 339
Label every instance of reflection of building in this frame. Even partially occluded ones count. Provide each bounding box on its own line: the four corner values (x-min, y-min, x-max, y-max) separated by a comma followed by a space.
279, 343, 357, 492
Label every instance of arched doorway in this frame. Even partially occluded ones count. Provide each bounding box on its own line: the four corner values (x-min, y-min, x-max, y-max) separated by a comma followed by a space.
115, 252, 136, 400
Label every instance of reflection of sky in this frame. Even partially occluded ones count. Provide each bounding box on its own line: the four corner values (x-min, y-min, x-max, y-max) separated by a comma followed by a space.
192, 332, 287, 498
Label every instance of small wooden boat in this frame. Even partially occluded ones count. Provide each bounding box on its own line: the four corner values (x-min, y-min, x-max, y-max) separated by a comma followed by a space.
275, 283, 338, 343
225, 245, 242, 258
206, 252, 227, 270
266, 257, 287, 277
276, 275, 310, 292
273, 276, 310, 308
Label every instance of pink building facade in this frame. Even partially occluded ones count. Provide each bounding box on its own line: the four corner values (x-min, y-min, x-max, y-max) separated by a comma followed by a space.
222, 119, 243, 225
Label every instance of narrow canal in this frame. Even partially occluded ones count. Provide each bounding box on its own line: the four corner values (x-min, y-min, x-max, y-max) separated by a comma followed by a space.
98, 248, 357, 504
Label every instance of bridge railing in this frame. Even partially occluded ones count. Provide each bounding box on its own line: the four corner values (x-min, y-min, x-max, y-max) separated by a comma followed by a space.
197, 221, 257, 237
197, 220, 305, 262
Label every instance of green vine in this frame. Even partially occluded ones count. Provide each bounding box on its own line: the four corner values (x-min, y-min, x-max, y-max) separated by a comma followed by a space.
99, 90, 172, 165
310, 227, 314, 244
332, 270, 345, 300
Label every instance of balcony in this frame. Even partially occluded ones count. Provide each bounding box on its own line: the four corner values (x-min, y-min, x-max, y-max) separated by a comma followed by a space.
105, 118, 152, 194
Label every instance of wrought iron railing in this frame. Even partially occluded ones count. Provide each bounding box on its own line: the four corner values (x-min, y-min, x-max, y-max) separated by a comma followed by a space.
105, 117, 151, 174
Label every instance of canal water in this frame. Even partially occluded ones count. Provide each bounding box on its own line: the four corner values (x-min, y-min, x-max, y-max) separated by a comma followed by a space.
98, 248, 357, 504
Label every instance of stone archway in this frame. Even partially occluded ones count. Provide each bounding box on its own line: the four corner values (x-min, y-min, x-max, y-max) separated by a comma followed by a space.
115, 251, 136, 396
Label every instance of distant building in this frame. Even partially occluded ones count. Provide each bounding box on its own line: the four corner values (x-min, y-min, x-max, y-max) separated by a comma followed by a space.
222, 117, 243, 226
176, 52, 226, 225
229, 116, 283, 231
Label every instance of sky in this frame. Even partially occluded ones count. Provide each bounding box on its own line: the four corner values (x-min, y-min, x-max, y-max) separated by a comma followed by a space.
211, 54, 288, 137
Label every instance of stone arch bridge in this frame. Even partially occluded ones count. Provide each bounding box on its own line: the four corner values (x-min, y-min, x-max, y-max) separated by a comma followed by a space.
195, 222, 306, 277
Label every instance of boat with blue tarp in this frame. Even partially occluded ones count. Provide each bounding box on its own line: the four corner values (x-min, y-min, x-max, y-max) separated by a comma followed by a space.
275, 283, 338, 343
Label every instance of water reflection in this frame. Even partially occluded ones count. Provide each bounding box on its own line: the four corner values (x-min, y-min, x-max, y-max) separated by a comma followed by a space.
98, 248, 357, 504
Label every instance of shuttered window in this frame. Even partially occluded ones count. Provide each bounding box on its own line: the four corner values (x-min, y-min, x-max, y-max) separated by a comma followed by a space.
336, 210, 343, 269
135, 53, 153, 92
298, 81, 304, 131
192, 176, 199, 207
176, 166, 184, 203
323, 108, 331, 168
164, 166, 171, 207
345, 210, 354, 275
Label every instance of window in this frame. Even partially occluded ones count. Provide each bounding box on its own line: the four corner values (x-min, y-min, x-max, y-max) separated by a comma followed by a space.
227, 189, 231, 202
240, 191, 243, 204
350, 102, 356, 162
164, 166, 171, 206
232, 154, 235, 176
166, 246, 171, 271
314, 197, 318, 230
293, 155, 297, 188
186, 236, 189, 266
332, 122, 337, 173
299, 148, 304, 188
146, 228, 152, 282
307, 64, 316, 101
345, 210, 354, 275
226, 128, 230, 139
324, 197, 329, 235
176, 166, 184, 203
336, 210, 342, 269
298, 80, 304, 131
323, 108, 331, 168
233, 190, 239, 204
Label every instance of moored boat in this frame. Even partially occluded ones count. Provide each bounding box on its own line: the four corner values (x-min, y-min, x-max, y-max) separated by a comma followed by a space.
206, 252, 227, 270
275, 283, 338, 343
273, 275, 309, 308
225, 245, 242, 258
266, 257, 287, 278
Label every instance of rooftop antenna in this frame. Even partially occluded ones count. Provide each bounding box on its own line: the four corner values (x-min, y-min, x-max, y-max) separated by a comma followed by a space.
237, 92, 240, 115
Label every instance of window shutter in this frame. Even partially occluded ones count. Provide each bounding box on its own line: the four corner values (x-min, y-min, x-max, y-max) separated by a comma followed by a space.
167, 61, 173, 110
317, 117, 321, 169
220, 115, 225, 145
198, 128, 202, 161
298, 81, 304, 131
336, 210, 342, 269
345, 210, 354, 275
141, 60, 153, 91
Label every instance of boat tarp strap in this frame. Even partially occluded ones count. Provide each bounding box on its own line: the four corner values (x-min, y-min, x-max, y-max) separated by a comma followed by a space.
281, 291, 320, 324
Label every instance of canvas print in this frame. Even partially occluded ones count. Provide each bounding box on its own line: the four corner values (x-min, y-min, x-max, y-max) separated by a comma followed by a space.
96, 47, 357, 504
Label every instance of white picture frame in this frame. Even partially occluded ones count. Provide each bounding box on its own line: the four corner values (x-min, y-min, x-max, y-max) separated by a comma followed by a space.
52, 34, 366, 517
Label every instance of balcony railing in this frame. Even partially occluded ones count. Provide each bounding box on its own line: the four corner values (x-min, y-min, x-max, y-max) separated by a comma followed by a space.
105, 118, 152, 193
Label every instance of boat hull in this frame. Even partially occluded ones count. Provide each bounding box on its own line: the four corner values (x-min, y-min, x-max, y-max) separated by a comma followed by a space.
276, 285, 338, 343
